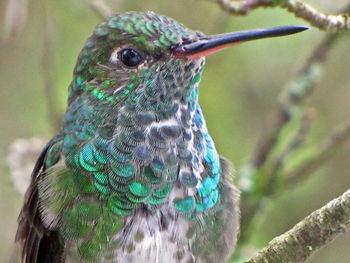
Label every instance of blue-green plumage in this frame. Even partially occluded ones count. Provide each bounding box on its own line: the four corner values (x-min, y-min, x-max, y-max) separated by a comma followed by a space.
16, 10, 306, 263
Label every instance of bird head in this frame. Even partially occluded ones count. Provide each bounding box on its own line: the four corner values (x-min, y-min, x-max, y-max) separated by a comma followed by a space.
69, 11, 307, 116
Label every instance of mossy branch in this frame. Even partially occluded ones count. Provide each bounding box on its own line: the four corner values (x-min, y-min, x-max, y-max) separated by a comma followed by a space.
285, 122, 350, 186
239, 32, 339, 195
268, 108, 315, 178
250, 31, 341, 171
237, 31, 347, 244
214, 0, 350, 32
244, 189, 350, 263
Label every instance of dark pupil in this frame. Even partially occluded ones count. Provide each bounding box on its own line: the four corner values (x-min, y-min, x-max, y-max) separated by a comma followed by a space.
120, 49, 142, 67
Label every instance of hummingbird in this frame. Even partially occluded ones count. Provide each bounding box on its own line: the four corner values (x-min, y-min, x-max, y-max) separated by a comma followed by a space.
16, 11, 307, 263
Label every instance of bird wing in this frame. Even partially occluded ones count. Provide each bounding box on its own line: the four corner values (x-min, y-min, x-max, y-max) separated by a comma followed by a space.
16, 138, 65, 263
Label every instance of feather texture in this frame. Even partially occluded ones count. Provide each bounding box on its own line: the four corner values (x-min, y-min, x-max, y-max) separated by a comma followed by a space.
16, 11, 240, 263
16, 139, 65, 263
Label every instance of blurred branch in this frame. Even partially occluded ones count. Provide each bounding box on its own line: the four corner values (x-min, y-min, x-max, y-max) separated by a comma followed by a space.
214, 0, 350, 32
90, 0, 113, 20
239, 32, 340, 195
42, 1, 61, 130
251, 33, 340, 170
7, 138, 46, 195
244, 188, 350, 263
237, 31, 344, 244
286, 121, 350, 186
269, 108, 315, 178
4, 0, 30, 40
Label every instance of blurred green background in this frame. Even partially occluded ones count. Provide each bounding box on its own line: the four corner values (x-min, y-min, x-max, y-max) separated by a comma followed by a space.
1, 0, 350, 262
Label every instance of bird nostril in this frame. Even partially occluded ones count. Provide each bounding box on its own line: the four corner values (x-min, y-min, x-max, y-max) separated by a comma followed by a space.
181, 37, 192, 44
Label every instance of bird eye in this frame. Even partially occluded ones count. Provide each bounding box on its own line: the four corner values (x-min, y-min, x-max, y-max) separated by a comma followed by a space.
119, 48, 143, 67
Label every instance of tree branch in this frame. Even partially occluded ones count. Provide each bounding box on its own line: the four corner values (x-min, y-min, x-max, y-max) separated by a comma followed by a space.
285, 121, 350, 186
42, 0, 62, 131
240, 32, 339, 195
269, 108, 315, 178
215, 0, 350, 32
244, 188, 350, 263
250, 30, 341, 171
3, 0, 30, 40
237, 31, 344, 244
7, 138, 46, 195
90, 0, 113, 20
